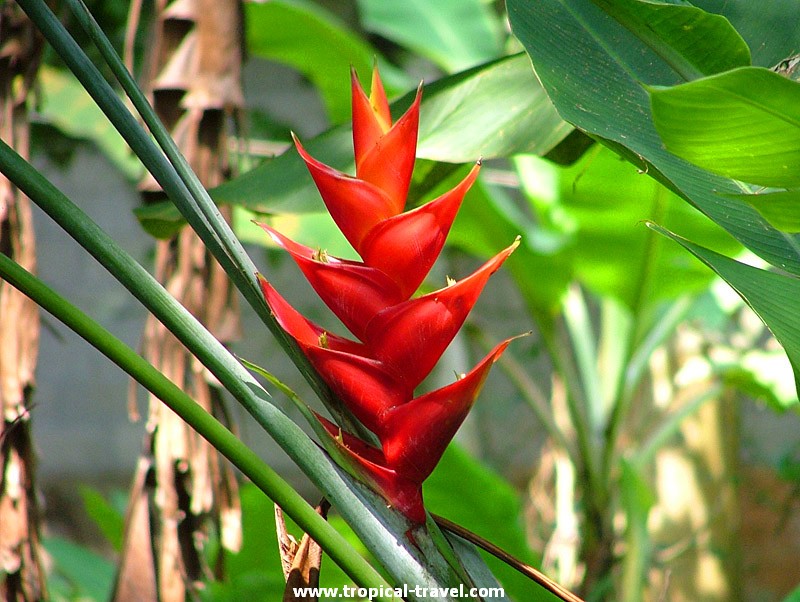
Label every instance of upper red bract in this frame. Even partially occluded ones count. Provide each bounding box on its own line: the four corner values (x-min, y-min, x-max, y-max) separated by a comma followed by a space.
258, 66, 518, 523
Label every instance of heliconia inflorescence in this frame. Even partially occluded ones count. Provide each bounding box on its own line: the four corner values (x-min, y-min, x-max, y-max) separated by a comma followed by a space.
257, 66, 518, 524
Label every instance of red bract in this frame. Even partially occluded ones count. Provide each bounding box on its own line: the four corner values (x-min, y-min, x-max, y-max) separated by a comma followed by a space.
258, 66, 518, 523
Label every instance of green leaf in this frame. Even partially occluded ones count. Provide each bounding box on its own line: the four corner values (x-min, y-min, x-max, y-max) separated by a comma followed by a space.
507, 0, 800, 277
693, 0, 800, 68
591, 0, 750, 79
78, 486, 125, 552
449, 174, 572, 316
245, 1, 403, 123
723, 189, 800, 233
356, 0, 504, 72
417, 54, 571, 163
515, 146, 741, 309
649, 67, 800, 188
649, 223, 800, 400
44, 536, 116, 602
210, 54, 570, 216
38, 66, 140, 179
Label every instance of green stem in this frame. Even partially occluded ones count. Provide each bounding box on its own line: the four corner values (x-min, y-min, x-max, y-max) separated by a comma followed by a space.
0, 253, 397, 601
601, 185, 670, 482
17, 0, 365, 436
0, 139, 457, 600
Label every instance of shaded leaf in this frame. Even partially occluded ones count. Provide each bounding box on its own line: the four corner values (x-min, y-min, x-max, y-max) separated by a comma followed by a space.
424, 446, 541, 602
649, 223, 800, 400
45, 536, 116, 602
38, 66, 140, 179
723, 189, 800, 233
591, 0, 750, 79
507, 0, 800, 277
649, 68, 800, 188
79, 486, 125, 552
449, 174, 572, 316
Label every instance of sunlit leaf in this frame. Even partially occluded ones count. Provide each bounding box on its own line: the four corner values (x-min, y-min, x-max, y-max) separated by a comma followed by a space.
515, 147, 741, 308
649, 68, 800, 188
356, 0, 504, 72
650, 223, 800, 400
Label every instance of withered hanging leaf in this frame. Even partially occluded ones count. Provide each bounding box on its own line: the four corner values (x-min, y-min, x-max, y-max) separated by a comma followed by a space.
276, 501, 330, 602
116, 0, 244, 599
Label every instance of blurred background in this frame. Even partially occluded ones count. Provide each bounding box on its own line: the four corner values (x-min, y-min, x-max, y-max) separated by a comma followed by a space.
4, 1, 800, 601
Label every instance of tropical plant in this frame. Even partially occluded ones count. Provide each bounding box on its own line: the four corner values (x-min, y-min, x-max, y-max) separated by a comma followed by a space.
2, 1, 800, 602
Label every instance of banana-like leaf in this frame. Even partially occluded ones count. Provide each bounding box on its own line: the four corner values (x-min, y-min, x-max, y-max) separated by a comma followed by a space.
356, 0, 504, 72
649, 223, 800, 401
507, 0, 800, 277
649, 67, 800, 188
590, 0, 750, 79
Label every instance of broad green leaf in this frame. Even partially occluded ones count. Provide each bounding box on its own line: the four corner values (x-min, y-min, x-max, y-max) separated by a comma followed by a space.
38, 66, 140, 179
356, 0, 504, 72
515, 147, 741, 309
649, 68, 800, 188
245, 1, 404, 123
650, 223, 800, 400
694, 0, 800, 67
417, 54, 572, 163
507, 0, 800, 277
591, 0, 750, 79
209, 54, 570, 216
724, 189, 800, 233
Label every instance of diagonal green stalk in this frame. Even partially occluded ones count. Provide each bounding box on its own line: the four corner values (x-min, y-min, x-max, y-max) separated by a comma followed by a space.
0, 138, 476, 601
10, 3, 521, 597
0, 252, 397, 600
16, 0, 366, 437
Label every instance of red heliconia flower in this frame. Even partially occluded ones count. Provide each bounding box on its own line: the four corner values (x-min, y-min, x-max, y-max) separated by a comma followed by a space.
258, 65, 519, 523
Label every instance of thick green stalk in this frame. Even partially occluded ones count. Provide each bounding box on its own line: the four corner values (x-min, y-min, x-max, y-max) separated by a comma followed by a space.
0, 252, 397, 600
0, 138, 476, 602
16, 0, 364, 436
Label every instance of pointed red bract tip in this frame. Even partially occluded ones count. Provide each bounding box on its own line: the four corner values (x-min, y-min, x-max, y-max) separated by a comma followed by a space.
293, 135, 399, 250
256, 223, 404, 340
359, 162, 480, 298
369, 64, 392, 132
381, 338, 513, 484
362, 238, 519, 390
355, 85, 421, 213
